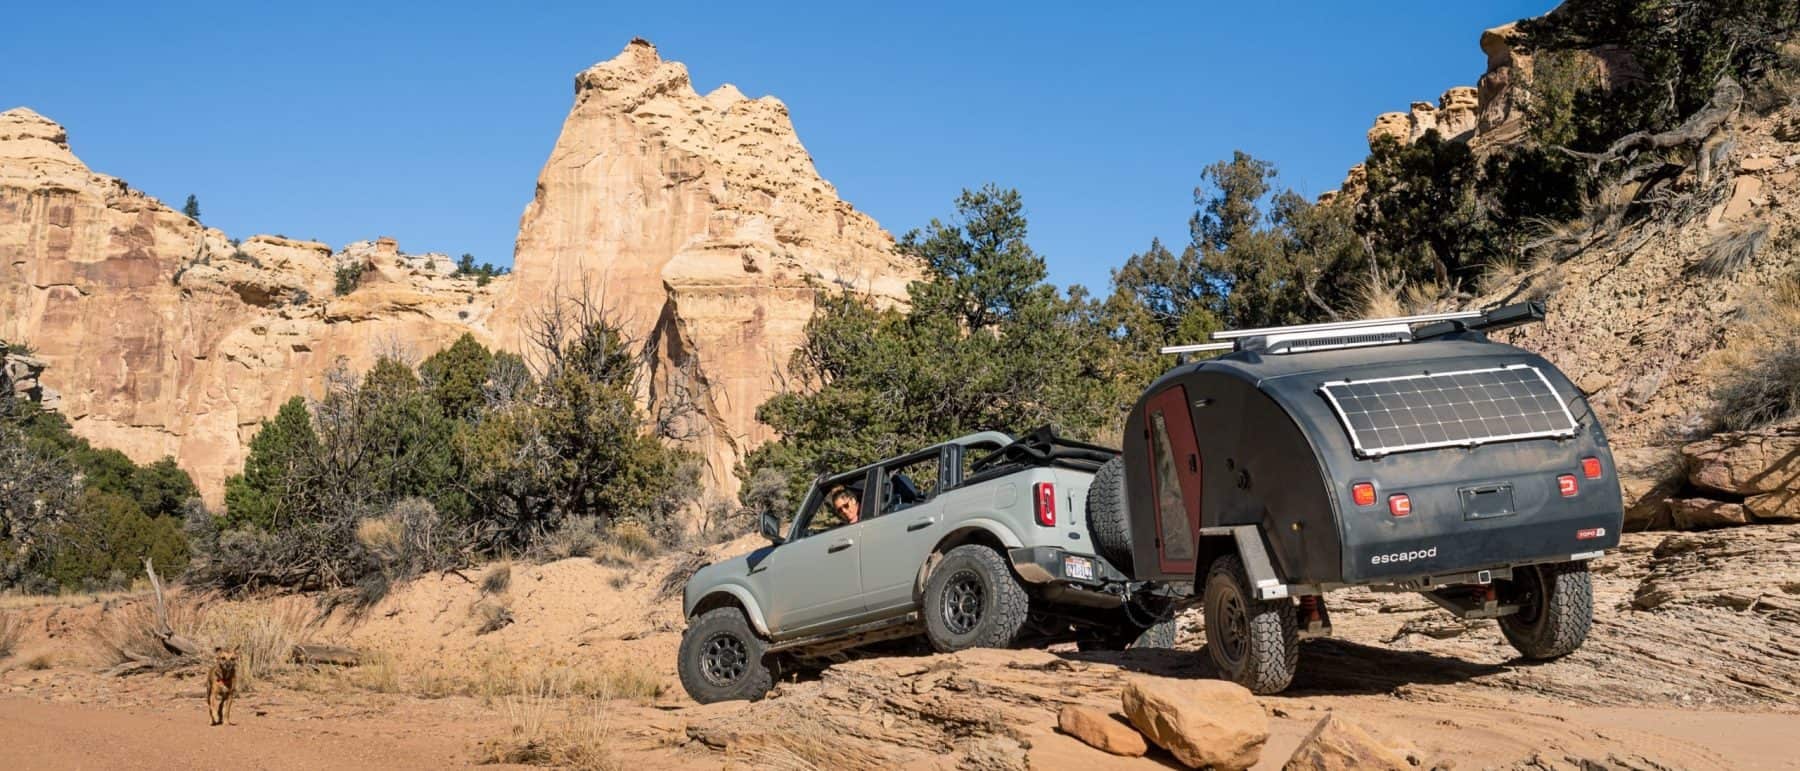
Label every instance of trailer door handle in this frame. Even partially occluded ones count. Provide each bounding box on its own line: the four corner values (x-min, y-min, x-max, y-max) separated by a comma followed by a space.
1188, 454, 1198, 472
907, 517, 936, 532
828, 538, 855, 553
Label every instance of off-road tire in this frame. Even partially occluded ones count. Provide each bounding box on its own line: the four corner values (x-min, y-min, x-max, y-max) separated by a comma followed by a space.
1203, 554, 1299, 694
678, 607, 774, 704
1077, 617, 1177, 651
1499, 561, 1593, 660
1085, 456, 1134, 574
922, 545, 1030, 652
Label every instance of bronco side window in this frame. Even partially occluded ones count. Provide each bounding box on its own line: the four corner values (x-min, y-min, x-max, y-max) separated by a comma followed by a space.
795, 471, 873, 537
880, 454, 941, 516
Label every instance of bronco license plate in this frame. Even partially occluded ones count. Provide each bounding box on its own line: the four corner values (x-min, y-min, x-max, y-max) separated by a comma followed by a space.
1063, 555, 1094, 581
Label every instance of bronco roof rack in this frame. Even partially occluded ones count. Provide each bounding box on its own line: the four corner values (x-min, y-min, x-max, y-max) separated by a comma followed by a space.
1159, 301, 1546, 358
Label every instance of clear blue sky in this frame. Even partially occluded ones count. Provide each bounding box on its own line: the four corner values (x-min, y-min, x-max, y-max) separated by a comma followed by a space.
3, 0, 1552, 293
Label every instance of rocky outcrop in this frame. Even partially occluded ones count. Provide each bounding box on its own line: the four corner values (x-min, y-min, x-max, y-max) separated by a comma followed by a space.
2, 41, 914, 506
492, 40, 920, 500
1119, 676, 1266, 770
1631, 526, 1800, 616
0, 107, 487, 503
1, 340, 55, 408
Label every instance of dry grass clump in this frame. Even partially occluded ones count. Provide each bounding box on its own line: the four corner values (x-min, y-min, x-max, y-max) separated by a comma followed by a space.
199, 596, 316, 691
315, 646, 665, 705
1707, 271, 1800, 431
480, 563, 512, 596
0, 612, 20, 659
474, 600, 515, 636
590, 520, 659, 568
1692, 221, 1771, 278
87, 592, 209, 668
483, 691, 620, 770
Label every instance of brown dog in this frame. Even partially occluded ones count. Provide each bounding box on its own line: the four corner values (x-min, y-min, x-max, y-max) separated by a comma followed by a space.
207, 647, 238, 726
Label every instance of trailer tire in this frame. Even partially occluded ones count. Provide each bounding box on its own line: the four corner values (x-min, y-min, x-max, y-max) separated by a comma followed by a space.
1203, 555, 1298, 694
923, 545, 1030, 652
1499, 561, 1592, 660
1085, 456, 1134, 574
678, 607, 774, 704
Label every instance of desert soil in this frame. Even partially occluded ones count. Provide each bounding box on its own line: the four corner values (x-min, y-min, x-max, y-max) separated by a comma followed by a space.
2, 527, 1796, 770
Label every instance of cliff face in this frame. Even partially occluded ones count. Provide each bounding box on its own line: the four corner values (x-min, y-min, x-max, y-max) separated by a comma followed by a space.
1340, 10, 1800, 528
0, 107, 488, 503
493, 40, 921, 498
1, 40, 918, 506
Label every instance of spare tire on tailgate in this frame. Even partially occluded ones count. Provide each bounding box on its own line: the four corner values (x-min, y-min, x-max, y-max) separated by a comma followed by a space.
1086, 456, 1133, 574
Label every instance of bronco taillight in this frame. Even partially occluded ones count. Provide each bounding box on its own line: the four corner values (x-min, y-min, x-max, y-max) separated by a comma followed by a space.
1033, 482, 1056, 527
1581, 457, 1603, 480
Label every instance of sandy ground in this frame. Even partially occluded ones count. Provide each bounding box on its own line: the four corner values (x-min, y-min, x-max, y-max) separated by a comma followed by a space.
0, 528, 1796, 770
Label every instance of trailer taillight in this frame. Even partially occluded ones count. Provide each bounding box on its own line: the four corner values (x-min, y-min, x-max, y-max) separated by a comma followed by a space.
1581, 457, 1603, 480
1352, 483, 1376, 507
1033, 482, 1057, 526
1557, 474, 1579, 497
1388, 494, 1412, 517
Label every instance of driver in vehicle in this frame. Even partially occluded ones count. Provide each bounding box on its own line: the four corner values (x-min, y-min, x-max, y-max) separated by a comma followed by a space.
828, 486, 861, 525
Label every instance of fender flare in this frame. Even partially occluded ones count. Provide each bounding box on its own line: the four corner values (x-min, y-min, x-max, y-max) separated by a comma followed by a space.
688, 584, 773, 637
913, 517, 1027, 598
1199, 525, 1289, 600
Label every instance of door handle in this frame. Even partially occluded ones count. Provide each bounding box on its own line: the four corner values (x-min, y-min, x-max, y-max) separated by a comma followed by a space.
828, 538, 855, 553
907, 517, 937, 532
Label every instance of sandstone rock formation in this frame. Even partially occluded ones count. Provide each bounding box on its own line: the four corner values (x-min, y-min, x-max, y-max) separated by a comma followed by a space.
1119, 676, 1266, 770
1282, 713, 1414, 771
492, 39, 921, 500
1, 340, 54, 408
0, 106, 488, 502
1055, 704, 1146, 757
2, 40, 916, 506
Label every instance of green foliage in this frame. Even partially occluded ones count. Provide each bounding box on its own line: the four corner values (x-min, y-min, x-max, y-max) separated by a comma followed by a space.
182, 194, 201, 222
47, 490, 188, 591
454, 253, 508, 286
744, 185, 1136, 503
223, 397, 320, 532
420, 333, 497, 421
0, 396, 199, 592
334, 262, 366, 295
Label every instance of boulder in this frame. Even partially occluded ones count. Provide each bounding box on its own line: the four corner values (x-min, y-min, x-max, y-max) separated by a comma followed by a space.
1057, 705, 1146, 757
1614, 445, 1684, 530
1282, 713, 1413, 771
1683, 427, 1800, 496
1747, 489, 1800, 523
1667, 498, 1753, 530
1120, 676, 1267, 770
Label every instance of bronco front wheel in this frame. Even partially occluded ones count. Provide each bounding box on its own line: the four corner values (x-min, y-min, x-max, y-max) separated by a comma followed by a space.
678, 606, 774, 703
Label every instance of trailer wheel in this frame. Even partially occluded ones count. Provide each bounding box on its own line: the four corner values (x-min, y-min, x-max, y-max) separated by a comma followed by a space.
922, 545, 1030, 652
1499, 561, 1592, 660
678, 607, 774, 704
1085, 456, 1134, 573
1203, 555, 1298, 694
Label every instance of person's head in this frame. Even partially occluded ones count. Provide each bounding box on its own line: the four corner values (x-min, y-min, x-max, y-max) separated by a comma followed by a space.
828, 486, 861, 523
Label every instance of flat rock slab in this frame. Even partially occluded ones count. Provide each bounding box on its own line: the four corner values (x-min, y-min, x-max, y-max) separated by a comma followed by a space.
1057, 705, 1146, 757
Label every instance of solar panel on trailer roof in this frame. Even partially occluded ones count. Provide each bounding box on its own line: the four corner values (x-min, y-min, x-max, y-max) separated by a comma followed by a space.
1318, 364, 1579, 457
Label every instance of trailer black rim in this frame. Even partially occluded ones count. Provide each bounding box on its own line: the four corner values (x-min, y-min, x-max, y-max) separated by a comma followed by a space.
1217, 591, 1249, 663
942, 569, 986, 635
700, 632, 749, 686
1509, 565, 1545, 625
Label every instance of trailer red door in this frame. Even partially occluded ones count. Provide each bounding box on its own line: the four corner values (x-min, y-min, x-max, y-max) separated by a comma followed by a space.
1144, 386, 1202, 575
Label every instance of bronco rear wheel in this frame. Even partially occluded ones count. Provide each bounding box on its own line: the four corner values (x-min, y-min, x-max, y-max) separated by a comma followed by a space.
1499, 560, 1592, 660
678, 606, 774, 704
922, 545, 1030, 652
1203, 554, 1298, 694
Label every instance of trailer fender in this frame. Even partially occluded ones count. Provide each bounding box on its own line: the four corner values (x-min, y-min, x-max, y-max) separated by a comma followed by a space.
1198, 526, 1290, 600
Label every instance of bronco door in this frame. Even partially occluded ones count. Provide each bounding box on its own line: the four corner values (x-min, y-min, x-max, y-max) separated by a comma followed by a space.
752, 470, 874, 636
858, 449, 949, 615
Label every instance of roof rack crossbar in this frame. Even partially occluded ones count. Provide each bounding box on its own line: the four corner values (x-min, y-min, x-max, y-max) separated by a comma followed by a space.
1159, 342, 1237, 355
1209, 310, 1485, 341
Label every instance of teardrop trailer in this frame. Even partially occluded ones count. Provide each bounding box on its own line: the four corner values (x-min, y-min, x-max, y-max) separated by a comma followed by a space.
1084, 301, 1623, 692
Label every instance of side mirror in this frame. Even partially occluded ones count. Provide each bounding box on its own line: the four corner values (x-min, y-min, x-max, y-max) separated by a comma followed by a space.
759, 511, 785, 544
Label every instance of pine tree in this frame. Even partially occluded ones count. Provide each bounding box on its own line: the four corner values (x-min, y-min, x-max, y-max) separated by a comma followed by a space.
182, 194, 202, 222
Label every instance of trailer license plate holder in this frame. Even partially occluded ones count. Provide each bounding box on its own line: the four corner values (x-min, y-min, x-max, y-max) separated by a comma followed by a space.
1460, 484, 1516, 520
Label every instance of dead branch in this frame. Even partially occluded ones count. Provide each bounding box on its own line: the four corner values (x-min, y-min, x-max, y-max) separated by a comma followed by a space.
1560, 76, 1744, 169
142, 557, 203, 658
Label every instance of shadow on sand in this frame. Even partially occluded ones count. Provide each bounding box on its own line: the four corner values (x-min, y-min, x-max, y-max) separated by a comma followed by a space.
1059, 638, 1510, 696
